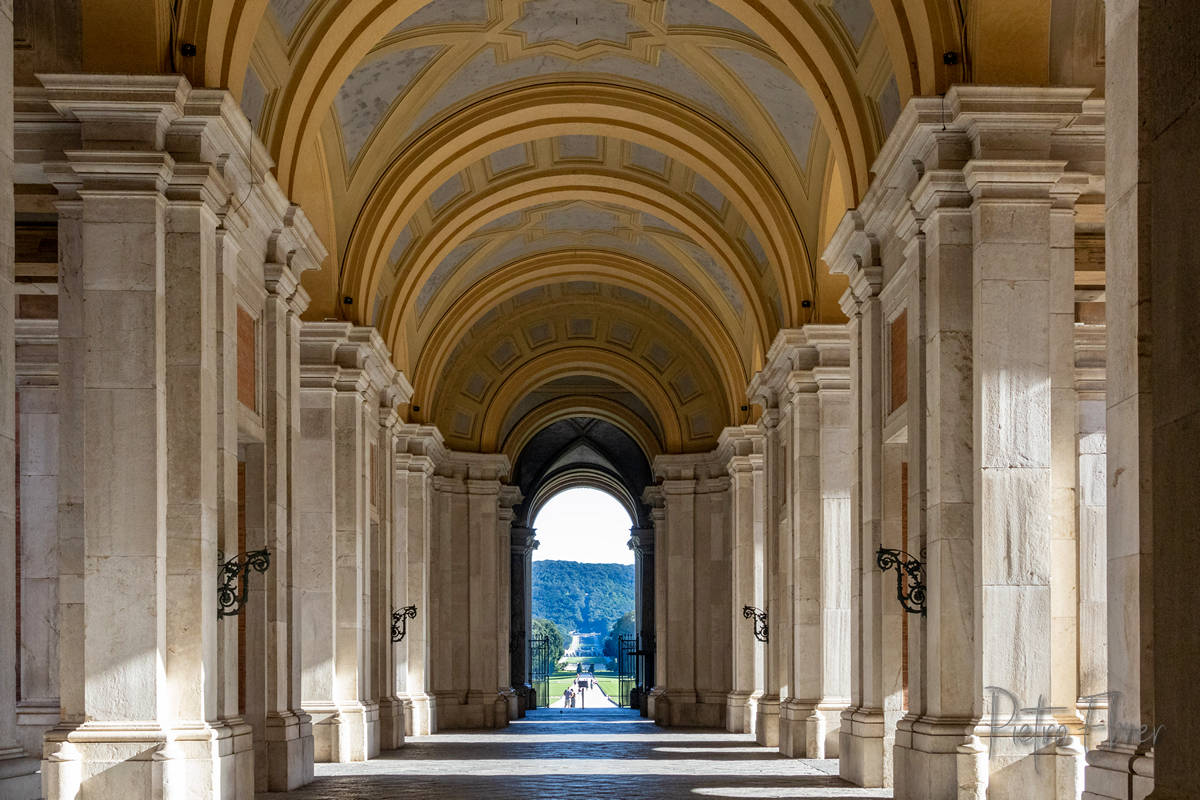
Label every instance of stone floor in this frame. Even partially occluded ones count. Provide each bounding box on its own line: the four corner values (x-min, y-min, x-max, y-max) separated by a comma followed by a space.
260, 708, 894, 799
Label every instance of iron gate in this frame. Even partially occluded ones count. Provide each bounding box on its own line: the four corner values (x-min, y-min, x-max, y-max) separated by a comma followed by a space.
617, 634, 640, 708
530, 634, 552, 708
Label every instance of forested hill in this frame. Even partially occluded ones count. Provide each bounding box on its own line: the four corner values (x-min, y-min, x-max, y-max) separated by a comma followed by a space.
531, 560, 634, 634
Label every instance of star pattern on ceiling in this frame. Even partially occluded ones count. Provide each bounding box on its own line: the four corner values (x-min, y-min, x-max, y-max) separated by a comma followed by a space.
505, 0, 647, 50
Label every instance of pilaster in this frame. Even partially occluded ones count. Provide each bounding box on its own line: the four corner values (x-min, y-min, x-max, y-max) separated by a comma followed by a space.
720, 425, 765, 734
429, 452, 512, 730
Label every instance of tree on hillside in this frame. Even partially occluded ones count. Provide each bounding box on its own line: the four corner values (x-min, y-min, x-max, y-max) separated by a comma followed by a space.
603, 610, 636, 657
531, 560, 635, 633
532, 616, 565, 661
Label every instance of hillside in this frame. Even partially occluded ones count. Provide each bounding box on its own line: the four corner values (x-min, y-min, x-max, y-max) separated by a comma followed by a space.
531, 560, 634, 634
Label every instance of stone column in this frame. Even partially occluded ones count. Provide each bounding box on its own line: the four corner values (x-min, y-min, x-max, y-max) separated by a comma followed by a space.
722, 426, 765, 734
832, 238, 893, 784
497, 486, 522, 720
643, 486, 668, 720
429, 453, 510, 730
653, 459, 697, 727
750, 407, 782, 746
780, 327, 852, 759
394, 425, 443, 735
38, 76, 233, 797
509, 525, 536, 714
967, 160, 1080, 797
375, 407, 402, 751
246, 264, 315, 789
298, 323, 397, 762
13, 319, 60, 760
629, 526, 654, 714
893, 166, 976, 799
0, 1, 38, 791
1074, 326, 1106, 753
647, 455, 728, 728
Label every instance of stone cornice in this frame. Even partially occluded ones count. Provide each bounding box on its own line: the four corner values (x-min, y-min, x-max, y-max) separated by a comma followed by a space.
299, 322, 411, 406
748, 326, 850, 407
716, 424, 764, 466
438, 451, 511, 483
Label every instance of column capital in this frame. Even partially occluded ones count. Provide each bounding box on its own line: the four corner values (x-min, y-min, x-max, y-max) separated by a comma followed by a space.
510, 525, 538, 553
628, 527, 655, 552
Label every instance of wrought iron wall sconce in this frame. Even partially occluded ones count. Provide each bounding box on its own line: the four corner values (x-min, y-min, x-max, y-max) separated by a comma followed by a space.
392, 605, 418, 642
742, 605, 769, 642
876, 548, 927, 616
217, 549, 271, 618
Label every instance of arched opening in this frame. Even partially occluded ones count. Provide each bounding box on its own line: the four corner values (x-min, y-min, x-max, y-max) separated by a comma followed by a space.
508, 417, 657, 716
530, 487, 635, 710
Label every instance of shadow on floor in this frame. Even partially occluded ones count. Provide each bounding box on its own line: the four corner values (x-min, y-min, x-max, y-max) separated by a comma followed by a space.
257, 708, 894, 800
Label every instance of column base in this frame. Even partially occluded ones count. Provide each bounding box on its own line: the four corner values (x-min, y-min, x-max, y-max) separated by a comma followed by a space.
838, 707, 896, 787
500, 687, 519, 722
308, 702, 380, 763
1083, 743, 1154, 800
262, 711, 314, 791
407, 692, 437, 735
41, 721, 238, 800
0, 746, 40, 800
433, 691, 508, 730
223, 716, 254, 798
378, 697, 406, 751
754, 695, 780, 747
726, 690, 760, 734
893, 715, 974, 800
651, 690, 725, 728
779, 700, 847, 758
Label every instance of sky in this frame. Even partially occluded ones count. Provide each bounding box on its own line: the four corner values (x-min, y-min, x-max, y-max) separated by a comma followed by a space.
531, 487, 634, 564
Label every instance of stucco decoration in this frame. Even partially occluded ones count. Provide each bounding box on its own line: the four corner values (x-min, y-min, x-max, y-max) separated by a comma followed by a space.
831, 0, 876, 49
334, 45, 444, 164
489, 142, 533, 174
664, 0, 759, 37
711, 47, 819, 169
240, 66, 269, 132
670, 238, 746, 315
627, 142, 669, 175
393, 0, 491, 32
508, 0, 646, 48
690, 173, 728, 215
741, 225, 768, 272
555, 135, 602, 160
269, 0, 315, 40
389, 224, 415, 267
398, 47, 746, 146
416, 239, 487, 312
877, 75, 902, 135
429, 173, 468, 213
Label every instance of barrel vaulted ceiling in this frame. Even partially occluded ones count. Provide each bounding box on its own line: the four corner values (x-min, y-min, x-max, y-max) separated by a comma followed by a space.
180, 0, 962, 454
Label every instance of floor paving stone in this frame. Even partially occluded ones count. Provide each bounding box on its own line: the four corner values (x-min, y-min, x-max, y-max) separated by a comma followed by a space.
259, 708, 894, 799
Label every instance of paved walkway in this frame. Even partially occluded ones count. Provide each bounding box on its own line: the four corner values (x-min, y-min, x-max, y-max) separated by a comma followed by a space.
259, 708, 893, 799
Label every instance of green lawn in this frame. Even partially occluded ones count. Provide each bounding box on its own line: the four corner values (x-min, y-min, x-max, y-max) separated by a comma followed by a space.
546, 670, 625, 704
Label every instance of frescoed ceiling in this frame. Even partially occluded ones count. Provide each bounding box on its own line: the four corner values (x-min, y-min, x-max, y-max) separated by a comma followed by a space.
172, 0, 959, 455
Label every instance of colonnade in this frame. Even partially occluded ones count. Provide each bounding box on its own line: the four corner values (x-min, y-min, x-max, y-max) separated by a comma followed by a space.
0, 46, 1197, 800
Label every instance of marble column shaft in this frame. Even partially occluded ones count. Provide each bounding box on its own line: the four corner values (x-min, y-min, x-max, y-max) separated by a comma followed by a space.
394, 424, 443, 735
723, 426, 765, 734
0, 5, 38, 791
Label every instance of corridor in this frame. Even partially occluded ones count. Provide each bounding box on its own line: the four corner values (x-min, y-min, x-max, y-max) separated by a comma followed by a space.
259, 709, 893, 800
